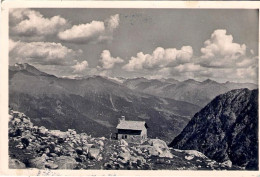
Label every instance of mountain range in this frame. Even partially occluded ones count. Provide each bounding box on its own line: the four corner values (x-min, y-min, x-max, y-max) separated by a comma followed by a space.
9, 63, 200, 142
9, 63, 258, 143
169, 88, 258, 170
123, 77, 257, 106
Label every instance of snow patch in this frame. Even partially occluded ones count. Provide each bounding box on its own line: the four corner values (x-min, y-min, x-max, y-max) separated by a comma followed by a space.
184, 150, 207, 159
185, 155, 194, 160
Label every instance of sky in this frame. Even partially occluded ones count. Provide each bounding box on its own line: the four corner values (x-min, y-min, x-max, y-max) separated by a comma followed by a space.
9, 8, 259, 83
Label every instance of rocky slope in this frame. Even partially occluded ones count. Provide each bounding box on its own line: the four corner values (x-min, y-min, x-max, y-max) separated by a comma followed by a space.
169, 89, 258, 170
123, 78, 257, 106
9, 110, 241, 170
9, 63, 200, 142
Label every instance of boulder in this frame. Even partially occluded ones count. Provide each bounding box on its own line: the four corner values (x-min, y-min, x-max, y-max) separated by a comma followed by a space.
136, 148, 142, 155
45, 162, 59, 169
75, 147, 83, 155
54, 147, 61, 154
9, 158, 26, 169
104, 162, 113, 169
97, 156, 103, 161
38, 126, 48, 135
130, 156, 138, 163
118, 151, 131, 161
48, 143, 56, 153
136, 159, 142, 166
97, 140, 104, 147
49, 153, 58, 157
148, 146, 160, 156
14, 118, 21, 123
48, 130, 67, 139
149, 139, 168, 150
184, 150, 207, 159
45, 148, 50, 154
54, 156, 77, 169
82, 146, 89, 155
136, 156, 146, 166
121, 146, 129, 153
185, 155, 194, 160
15, 142, 24, 149
99, 137, 106, 141
118, 158, 127, 165
159, 150, 174, 158
79, 155, 87, 161
119, 139, 128, 146
88, 148, 100, 159
85, 144, 95, 149
221, 160, 232, 168
29, 156, 46, 169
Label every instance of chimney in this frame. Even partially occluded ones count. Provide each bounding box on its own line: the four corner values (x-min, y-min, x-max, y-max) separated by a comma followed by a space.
118, 115, 125, 123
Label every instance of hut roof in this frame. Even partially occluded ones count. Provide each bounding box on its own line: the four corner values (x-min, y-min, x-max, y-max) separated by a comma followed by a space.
116, 120, 148, 131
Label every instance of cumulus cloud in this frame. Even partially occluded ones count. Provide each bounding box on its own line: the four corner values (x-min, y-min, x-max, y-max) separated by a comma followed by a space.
58, 14, 120, 44
58, 21, 105, 44
9, 39, 82, 65
122, 29, 257, 83
123, 46, 193, 71
10, 8, 69, 40
72, 60, 89, 73
106, 14, 120, 31
201, 29, 246, 59
98, 50, 124, 69
199, 29, 253, 68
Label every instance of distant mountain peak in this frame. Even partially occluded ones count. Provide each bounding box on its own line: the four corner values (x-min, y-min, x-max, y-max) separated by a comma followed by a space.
202, 79, 218, 84
164, 78, 179, 83
13, 63, 34, 70
10, 63, 55, 77
183, 79, 200, 84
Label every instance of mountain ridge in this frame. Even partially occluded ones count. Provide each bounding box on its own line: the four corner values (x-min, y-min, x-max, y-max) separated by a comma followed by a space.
169, 88, 258, 170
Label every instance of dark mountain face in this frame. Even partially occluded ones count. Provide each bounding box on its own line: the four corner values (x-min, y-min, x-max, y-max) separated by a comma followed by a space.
123, 78, 258, 107
169, 89, 258, 170
9, 64, 201, 142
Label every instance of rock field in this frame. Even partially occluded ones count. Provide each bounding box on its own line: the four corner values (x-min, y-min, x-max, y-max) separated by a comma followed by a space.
9, 109, 241, 170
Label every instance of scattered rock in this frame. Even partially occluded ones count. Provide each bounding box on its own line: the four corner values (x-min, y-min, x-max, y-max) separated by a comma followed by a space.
99, 137, 106, 141
79, 155, 87, 161
119, 139, 128, 146
185, 155, 194, 160
118, 151, 131, 161
88, 148, 100, 160
9, 109, 242, 170
49, 153, 58, 157
97, 140, 104, 147
45, 162, 59, 169
75, 147, 83, 155
148, 139, 168, 150
221, 160, 232, 168
9, 158, 26, 169
38, 126, 48, 136
54, 156, 77, 169
29, 156, 46, 169
104, 162, 112, 169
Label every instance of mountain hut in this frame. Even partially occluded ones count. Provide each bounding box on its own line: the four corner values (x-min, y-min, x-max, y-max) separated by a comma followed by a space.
116, 116, 148, 143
